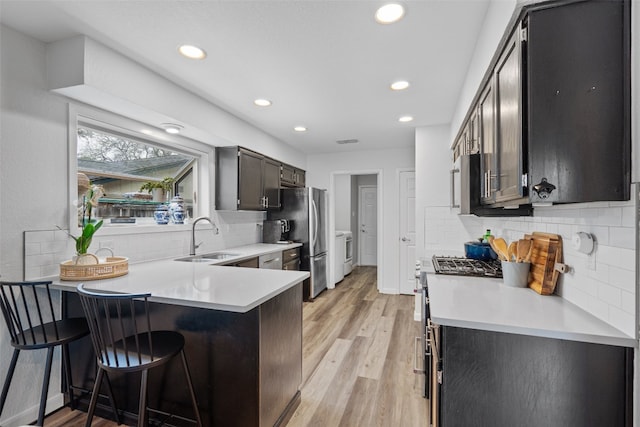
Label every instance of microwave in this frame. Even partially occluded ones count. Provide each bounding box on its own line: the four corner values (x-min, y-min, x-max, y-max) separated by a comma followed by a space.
451, 154, 481, 215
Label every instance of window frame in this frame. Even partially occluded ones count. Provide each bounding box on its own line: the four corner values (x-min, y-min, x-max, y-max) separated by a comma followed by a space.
68, 104, 215, 235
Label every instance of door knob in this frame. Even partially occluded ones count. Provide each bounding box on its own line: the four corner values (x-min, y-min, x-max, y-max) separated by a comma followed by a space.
402, 237, 410, 242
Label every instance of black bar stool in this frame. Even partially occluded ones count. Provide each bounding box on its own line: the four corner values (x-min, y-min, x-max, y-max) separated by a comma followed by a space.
0, 280, 90, 426
76, 283, 202, 427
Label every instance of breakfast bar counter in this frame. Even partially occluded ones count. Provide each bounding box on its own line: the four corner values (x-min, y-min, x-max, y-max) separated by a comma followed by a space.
53, 251, 309, 427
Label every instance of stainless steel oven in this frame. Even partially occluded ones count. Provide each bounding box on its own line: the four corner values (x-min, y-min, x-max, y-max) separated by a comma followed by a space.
414, 270, 433, 398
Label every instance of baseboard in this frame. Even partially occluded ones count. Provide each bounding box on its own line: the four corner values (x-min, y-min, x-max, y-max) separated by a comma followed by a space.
0, 393, 63, 426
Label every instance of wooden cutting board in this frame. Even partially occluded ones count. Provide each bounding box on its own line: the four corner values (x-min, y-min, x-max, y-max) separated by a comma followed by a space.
525, 232, 563, 295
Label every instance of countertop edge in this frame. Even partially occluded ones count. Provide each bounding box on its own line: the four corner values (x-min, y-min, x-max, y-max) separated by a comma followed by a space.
431, 316, 637, 348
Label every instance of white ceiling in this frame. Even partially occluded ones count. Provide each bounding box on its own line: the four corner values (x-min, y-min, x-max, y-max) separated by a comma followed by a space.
0, 0, 490, 154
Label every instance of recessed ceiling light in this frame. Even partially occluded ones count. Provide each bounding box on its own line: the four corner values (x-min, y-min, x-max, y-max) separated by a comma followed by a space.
161, 123, 183, 134
391, 80, 410, 91
178, 44, 206, 60
398, 116, 414, 123
254, 99, 272, 107
375, 4, 405, 24
294, 126, 307, 132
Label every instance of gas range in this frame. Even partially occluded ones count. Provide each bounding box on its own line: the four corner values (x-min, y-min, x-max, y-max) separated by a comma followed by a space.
432, 255, 502, 278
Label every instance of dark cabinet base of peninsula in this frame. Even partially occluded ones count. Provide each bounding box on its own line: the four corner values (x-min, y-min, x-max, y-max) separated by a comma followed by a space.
62, 283, 302, 427
440, 326, 633, 427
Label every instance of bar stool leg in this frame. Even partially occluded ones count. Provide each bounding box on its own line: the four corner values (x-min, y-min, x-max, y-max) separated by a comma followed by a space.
180, 350, 202, 426
62, 344, 76, 409
37, 347, 55, 426
0, 349, 20, 417
103, 373, 121, 425
138, 370, 148, 427
85, 368, 104, 427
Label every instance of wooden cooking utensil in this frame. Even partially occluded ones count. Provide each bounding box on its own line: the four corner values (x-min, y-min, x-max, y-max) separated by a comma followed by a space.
487, 236, 504, 261
516, 239, 531, 263
492, 238, 509, 261
507, 241, 517, 262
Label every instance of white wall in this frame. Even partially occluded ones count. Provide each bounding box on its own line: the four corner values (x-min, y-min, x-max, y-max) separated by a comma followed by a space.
449, 0, 518, 143
0, 25, 70, 426
334, 174, 351, 231
307, 148, 414, 294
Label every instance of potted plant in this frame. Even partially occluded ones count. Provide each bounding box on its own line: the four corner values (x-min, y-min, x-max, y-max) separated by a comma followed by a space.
140, 177, 174, 202
69, 183, 104, 264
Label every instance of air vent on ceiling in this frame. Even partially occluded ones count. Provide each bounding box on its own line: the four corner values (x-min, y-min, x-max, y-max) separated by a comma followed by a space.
336, 139, 359, 145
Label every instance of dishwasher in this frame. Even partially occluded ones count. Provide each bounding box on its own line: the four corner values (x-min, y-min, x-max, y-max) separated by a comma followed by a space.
259, 252, 282, 269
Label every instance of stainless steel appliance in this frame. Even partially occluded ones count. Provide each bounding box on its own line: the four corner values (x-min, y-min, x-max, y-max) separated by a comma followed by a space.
269, 187, 328, 299
432, 255, 502, 278
416, 267, 440, 426
263, 219, 292, 243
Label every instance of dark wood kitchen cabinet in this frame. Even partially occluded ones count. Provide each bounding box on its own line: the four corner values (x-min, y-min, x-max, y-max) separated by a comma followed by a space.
439, 326, 633, 427
526, 0, 630, 203
280, 163, 305, 188
216, 146, 281, 210
453, 0, 630, 213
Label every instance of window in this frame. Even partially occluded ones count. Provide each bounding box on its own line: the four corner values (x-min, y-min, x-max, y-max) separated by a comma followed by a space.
70, 105, 214, 230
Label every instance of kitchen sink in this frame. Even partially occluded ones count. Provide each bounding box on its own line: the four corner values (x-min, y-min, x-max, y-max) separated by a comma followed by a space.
174, 252, 240, 262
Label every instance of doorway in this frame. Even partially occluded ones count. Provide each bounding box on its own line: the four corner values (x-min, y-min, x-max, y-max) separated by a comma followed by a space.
359, 185, 377, 266
330, 172, 380, 290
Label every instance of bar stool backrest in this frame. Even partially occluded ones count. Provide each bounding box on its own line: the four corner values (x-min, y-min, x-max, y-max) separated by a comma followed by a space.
76, 284, 156, 368
0, 281, 59, 347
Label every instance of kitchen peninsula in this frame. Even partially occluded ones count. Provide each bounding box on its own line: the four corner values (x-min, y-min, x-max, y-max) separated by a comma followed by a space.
52, 243, 308, 427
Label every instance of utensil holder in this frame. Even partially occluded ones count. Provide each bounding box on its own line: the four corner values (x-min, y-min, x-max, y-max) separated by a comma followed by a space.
501, 261, 530, 288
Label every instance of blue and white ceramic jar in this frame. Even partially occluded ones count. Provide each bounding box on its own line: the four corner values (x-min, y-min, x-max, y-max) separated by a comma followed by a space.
154, 204, 170, 224
171, 204, 185, 224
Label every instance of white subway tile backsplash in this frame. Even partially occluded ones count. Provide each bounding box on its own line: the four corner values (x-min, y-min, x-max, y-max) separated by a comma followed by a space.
597, 245, 635, 269
596, 282, 622, 308
430, 189, 638, 338
609, 226, 635, 250
23, 214, 265, 281
621, 290, 635, 315
609, 266, 635, 293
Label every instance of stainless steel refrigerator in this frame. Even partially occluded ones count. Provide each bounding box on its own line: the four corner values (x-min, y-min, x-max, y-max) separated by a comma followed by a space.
269, 187, 328, 299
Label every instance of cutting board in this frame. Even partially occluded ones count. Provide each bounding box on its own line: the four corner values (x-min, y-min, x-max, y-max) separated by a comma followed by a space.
525, 232, 563, 295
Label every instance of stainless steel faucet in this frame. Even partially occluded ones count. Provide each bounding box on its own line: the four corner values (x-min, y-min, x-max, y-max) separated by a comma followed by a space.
190, 216, 219, 255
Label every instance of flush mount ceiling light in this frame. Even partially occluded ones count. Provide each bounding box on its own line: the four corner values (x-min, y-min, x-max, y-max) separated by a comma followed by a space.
178, 44, 206, 60
398, 116, 414, 123
390, 80, 410, 91
294, 126, 307, 132
375, 3, 405, 24
161, 123, 183, 134
254, 99, 272, 107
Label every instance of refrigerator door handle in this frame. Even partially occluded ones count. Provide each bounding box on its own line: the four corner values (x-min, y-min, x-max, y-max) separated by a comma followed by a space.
311, 198, 319, 249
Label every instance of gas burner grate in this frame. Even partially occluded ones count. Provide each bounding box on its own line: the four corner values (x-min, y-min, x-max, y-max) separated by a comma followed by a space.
432, 256, 502, 278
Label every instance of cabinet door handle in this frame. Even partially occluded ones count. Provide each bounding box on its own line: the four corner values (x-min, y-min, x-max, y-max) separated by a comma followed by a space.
450, 168, 460, 208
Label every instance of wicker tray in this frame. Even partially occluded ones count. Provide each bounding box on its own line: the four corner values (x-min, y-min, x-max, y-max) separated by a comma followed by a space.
60, 255, 129, 281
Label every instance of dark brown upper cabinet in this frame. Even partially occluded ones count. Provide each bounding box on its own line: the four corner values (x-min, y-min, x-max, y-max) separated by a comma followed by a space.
452, 0, 630, 213
526, 0, 630, 204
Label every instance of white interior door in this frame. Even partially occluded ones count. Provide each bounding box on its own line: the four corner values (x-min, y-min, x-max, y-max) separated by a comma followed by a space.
399, 170, 416, 294
359, 186, 377, 266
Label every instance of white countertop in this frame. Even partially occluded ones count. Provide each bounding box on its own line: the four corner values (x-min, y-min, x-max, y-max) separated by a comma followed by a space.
426, 272, 636, 348
52, 243, 309, 313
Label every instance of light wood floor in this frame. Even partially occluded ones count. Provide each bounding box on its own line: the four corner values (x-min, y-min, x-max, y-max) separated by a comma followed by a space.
42, 266, 428, 426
